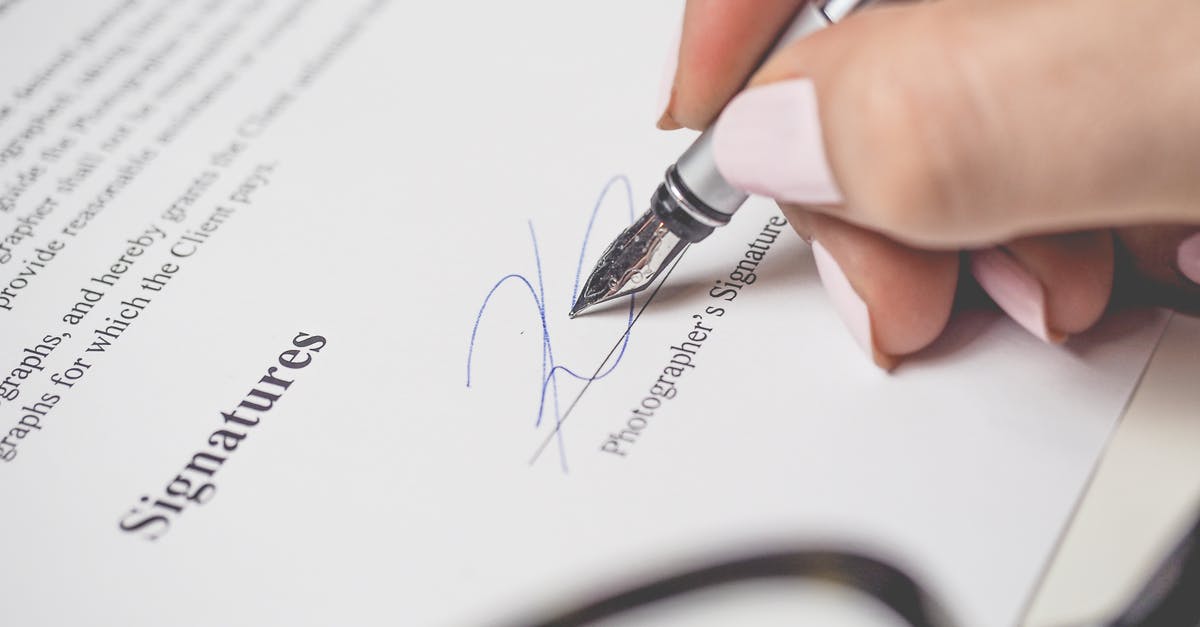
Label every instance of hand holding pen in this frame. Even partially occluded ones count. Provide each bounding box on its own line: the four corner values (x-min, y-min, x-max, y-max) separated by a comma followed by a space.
647, 0, 1200, 369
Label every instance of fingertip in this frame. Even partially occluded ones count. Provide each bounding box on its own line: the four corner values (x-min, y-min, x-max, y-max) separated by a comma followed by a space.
654, 18, 682, 131
810, 216, 959, 368
999, 233, 1114, 339
668, 0, 808, 130
863, 249, 959, 359
969, 247, 1063, 343
811, 240, 878, 363
656, 112, 683, 131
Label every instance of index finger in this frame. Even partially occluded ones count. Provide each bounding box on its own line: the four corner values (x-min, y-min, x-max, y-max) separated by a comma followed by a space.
662, 0, 806, 130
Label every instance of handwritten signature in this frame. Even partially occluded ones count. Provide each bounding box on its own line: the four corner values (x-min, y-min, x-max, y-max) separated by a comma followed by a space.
466, 175, 636, 472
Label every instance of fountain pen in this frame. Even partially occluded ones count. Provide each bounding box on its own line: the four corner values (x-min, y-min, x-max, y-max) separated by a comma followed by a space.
570, 0, 873, 318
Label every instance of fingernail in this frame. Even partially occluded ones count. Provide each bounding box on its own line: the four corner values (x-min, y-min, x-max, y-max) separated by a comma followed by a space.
655, 26, 681, 130
970, 248, 1066, 344
812, 241, 894, 370
1177, 232, 1200, 284
713, 79, 842, 204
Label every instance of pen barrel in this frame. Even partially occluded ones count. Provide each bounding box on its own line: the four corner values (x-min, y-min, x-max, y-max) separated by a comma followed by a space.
674, 131, 747, 219
668, 1, 835, 238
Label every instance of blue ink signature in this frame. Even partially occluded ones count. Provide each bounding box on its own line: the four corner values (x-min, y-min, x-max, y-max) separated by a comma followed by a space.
466, 175, 636, 472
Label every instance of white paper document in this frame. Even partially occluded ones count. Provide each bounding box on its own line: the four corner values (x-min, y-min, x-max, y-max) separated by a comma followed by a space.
0, 2, 1167, 625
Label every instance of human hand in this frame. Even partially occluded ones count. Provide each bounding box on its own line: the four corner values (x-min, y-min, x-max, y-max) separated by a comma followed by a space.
658, 0, 1200, 369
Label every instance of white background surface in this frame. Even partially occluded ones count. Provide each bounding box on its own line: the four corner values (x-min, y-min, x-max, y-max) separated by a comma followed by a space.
1026, 313, 1200, 626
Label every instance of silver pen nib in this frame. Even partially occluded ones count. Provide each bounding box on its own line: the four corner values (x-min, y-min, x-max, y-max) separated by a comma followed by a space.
570, 208, 688, 317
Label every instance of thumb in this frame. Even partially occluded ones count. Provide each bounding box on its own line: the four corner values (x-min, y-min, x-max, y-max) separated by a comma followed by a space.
712, 0, 1200, 248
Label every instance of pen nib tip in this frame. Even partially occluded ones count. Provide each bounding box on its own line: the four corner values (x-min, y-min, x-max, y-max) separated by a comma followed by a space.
567, 209, 687, 320
568, 298, 589, 319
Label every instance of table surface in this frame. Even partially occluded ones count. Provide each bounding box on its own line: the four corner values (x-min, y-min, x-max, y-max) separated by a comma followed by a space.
1025, 313, 1200, 626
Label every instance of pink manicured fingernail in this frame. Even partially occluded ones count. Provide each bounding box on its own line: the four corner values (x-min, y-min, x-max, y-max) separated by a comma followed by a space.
812, 241, 889, 369
970, 248, 1064, 344
1177, 232, 1200, 284
655, 25, 681, 129
713, 79, 842, 204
